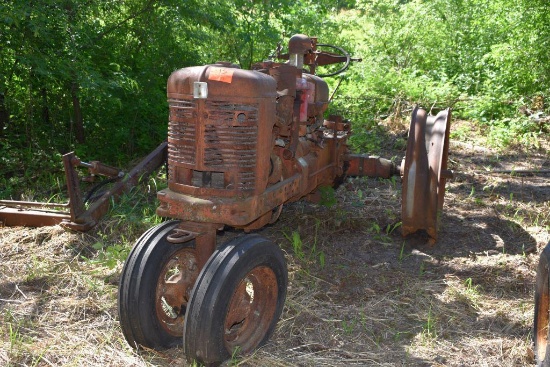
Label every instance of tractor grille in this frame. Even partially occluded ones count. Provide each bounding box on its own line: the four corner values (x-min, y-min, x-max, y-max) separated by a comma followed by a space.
168, 98, 259, 191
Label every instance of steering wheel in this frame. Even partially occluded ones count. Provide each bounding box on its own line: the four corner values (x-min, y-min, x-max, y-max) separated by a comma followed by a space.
313, 44, 355, 77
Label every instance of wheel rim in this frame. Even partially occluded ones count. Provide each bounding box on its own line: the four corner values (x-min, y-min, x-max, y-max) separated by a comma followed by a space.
427, 108, 451, 215
535, 259, 550, 363
224, 265, 278, 353
401, 107, 451, 242
155, 248, 199, 336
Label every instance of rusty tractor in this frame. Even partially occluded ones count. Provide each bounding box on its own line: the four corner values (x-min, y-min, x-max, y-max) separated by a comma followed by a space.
114, 34, 452, 365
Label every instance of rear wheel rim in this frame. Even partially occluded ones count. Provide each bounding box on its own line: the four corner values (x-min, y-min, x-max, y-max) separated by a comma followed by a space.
535, 259, 550, 363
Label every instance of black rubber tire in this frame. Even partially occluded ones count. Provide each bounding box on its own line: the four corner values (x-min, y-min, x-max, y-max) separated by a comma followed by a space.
184, 234, 288, 366
118, 220, 194, 349
534, 242, 550, 367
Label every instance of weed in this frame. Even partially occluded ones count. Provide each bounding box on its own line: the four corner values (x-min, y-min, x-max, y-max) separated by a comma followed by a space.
394, 331, 412, 341
351, 188, 365, 207
342, 319, 356, 335
333, 207, 348, 227
31, 347, 49, 367
284, 231, 305, 260
311, 219, 319, 254
389, 175, 398, 190
283, 226, 326, 268
450, 123, 471, 141
358, 311, 368, 329
25, 256, 48, 283
369, 222, 392, 243
8, 322, 28, 361
83, 274, 104, 293
9, 323, 22, 352
398, 242, 411, 262
88, 241, 130, 270
512, 208, 523, 224
312, 220, 326, 268
421, 304, 437, 341
386, 221, 401, 235
318, 251, 326, 268
482, 183, 496, 196
318, 186, 337, 208
532, 212, 542, 227
385, 208, 397, 221
229, 346, 242, 366
459, 277, 481, 310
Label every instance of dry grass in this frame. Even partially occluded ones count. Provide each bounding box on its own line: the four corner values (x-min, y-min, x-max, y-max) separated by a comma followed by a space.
1, 122, 549, 366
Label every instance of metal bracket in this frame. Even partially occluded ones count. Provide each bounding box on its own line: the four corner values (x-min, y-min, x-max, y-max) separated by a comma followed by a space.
167, 228, 199, 244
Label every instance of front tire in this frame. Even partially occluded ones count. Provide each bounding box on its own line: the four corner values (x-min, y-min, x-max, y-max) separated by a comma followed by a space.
184, 234, 288, 365
118, 220, 199, 349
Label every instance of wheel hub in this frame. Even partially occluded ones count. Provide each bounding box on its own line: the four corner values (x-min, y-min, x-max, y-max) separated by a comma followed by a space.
224, 266, 278, 352
155, 248, 199, 336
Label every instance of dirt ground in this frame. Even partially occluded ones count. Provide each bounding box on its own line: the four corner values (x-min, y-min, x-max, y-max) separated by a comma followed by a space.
1, 121, 549, 366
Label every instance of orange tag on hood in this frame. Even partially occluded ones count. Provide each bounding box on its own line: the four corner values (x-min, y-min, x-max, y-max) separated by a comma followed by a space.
208, 67, 234, 83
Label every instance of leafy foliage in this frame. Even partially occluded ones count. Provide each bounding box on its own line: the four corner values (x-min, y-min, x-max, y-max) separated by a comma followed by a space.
320, 0, 549, 151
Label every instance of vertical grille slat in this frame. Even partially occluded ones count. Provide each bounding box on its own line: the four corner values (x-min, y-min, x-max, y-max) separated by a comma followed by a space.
168, 99, 197, 166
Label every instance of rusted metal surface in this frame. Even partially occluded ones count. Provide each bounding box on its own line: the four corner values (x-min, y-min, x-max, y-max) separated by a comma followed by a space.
401, 107, 452, 243
157, 131, 349, 230
0, 141, 167, 230
346, 154, 399, 179
276, 34, 361, 77
166, 228, 199, 244
63, 141, 167, 231
63, 152, 87, 221
159, 51, 351, 231
224, 265, 278, 352
168, 221, 220, 269
79, 159, 123, 178
166, 65, 276, 199
534, 242, 550, 365
0, 205, 71, 227
155, 246, 199, 336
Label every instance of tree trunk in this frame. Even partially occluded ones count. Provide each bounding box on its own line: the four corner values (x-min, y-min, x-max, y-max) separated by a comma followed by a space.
65, 2, 85, 144
41, 88, 50, 127
71, 81, 85, 144
0, 93, 8, 137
